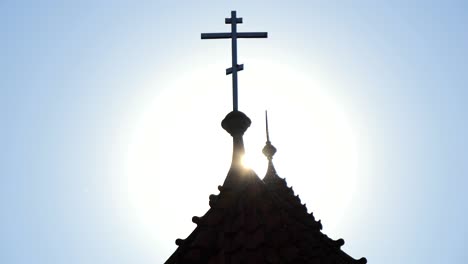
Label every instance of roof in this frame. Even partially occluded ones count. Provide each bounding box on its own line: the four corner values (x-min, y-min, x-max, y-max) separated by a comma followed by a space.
165, 111, 366, 263
262, 143, 366, 264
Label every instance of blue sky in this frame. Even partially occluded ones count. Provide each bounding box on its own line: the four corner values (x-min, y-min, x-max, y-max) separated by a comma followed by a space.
2, 1, 468, 263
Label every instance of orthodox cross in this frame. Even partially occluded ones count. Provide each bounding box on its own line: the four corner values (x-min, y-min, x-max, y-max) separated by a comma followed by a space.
201, 11, 268, 111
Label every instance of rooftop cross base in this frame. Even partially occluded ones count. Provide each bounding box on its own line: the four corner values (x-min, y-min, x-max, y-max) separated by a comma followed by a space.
221, 111, 251, 185
221, 110, 251, 137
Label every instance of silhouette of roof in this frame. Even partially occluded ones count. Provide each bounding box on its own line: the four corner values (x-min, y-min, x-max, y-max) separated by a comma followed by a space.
165, 111, 366, 263
261, 112, 367, 264
262, 111, 323, 232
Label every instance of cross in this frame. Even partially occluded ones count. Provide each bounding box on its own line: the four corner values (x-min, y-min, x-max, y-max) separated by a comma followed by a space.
201, 10, 268, 111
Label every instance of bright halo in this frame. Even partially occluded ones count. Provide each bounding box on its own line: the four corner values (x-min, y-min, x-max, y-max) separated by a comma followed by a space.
122, 57, 360, 258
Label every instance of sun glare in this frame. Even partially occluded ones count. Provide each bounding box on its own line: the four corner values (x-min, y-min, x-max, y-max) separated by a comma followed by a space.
240, 154, 254, 169
121, 56, 360, 254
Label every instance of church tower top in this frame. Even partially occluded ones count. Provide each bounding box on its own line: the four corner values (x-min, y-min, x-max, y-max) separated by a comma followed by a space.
201, 11, 268, 186
166, 11, 366, 264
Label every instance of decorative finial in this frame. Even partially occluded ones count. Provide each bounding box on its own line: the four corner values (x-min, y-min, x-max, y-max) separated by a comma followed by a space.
262, 110, 277, 160
201, 10, 268, 111
221, 111, 251, 170
262, 111, 279, 183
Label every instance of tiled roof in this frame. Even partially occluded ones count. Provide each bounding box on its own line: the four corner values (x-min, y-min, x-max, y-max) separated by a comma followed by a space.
262, 161, 366, 264
166, 168, 366, 263
261, 114, 366, 263
165, 111, 366, 263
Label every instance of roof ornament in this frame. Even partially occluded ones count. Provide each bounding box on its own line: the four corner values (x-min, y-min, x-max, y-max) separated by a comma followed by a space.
262, 110, 277, 160
262, 110, 278, 180
201, 10, 267, 111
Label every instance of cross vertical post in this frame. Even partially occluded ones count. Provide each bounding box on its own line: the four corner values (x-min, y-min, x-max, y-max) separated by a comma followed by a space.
230, 11, 239, 111
201, 11, 268, 111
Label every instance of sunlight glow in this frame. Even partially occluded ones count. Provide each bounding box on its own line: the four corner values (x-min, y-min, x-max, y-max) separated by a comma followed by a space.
240, 154, 251, 169
120, 55, 361, 255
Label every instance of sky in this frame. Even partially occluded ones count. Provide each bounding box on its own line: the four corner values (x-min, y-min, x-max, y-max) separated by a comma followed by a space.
2, 1, 468, 263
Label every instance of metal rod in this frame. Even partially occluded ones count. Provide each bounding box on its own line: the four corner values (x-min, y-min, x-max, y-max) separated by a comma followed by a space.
231, 11, 238, 111
201, 33, 232, 39
265, 110, 270, 142
237, 32, 268, 38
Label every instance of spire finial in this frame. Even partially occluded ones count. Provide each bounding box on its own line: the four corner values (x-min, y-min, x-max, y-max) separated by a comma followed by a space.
262, 110, 278, 182
262, 110, 277, 160
201, 10, 268, 111
265, 110, 270, 142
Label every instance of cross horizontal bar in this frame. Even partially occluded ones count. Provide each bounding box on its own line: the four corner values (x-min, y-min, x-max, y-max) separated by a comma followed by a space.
225, 17, 243, 24
237, 32, 268, 38
201, 33, 231, 39
226, 64, 244, 75
201, 32, 268, 39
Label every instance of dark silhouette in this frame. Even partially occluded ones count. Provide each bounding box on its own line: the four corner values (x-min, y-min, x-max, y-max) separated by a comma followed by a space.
261, 111, 367, 263
165, 11, 366, 263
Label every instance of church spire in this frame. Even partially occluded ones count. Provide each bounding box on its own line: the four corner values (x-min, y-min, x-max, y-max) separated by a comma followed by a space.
167, 11, 366, 264
201, 11, 268, 187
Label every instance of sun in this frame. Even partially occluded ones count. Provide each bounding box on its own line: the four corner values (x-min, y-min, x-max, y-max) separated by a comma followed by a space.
120, 57, 360, 256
